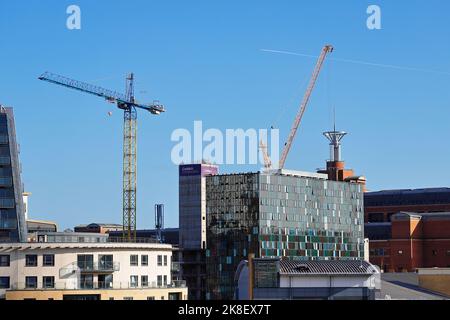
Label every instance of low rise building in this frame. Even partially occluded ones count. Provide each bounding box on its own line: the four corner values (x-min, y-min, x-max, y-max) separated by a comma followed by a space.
235, 258, 380, 300
417, 268, 450, 297
366, 212, 450, 272
0, 241, 187, 300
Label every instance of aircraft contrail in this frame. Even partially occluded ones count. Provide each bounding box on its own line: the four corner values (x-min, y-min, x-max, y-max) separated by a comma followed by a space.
260, 48, 450, 76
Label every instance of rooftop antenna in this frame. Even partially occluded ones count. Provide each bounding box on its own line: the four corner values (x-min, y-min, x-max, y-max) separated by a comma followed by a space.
323, 105, 347, 162
155, 204, 164, 243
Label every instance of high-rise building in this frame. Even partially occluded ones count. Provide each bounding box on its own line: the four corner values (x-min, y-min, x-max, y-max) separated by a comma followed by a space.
0, 106, 26, 243
205, 170, 365, 300
178, 163, 218, 300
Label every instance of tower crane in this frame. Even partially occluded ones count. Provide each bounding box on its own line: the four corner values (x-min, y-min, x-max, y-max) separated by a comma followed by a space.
38, 72, 165, 241
261, 45, 333, 170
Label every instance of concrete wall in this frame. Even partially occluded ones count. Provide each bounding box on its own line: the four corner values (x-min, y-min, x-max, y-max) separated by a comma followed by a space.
279, 275, 374, 289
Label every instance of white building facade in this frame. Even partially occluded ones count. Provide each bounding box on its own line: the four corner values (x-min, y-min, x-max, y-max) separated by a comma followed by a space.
0, 242, 187, 300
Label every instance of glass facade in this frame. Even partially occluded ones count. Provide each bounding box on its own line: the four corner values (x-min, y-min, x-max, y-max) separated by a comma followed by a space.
205, 171, 364, 300
0, 107, 26, 242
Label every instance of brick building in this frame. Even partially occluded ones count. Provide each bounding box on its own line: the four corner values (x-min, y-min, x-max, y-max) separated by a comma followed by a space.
366, 212, 450, 272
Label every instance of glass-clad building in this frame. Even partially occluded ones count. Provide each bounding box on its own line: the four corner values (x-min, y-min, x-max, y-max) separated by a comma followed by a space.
205, 170, 364, 300
0, 106, 26, 243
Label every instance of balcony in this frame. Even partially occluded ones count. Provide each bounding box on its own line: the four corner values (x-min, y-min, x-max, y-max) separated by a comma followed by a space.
59, 261, 120, 276
9, 280, 187, 291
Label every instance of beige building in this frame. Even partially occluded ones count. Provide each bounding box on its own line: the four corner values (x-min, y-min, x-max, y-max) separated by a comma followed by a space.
418, 268, 450, 297
0, 242, 187, 300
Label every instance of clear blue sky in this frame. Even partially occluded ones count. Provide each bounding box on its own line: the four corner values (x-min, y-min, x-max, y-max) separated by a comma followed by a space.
1, 1, 449, 230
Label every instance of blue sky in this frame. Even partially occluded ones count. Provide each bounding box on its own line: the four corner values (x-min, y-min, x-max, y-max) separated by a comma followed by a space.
0, 1, 449, 230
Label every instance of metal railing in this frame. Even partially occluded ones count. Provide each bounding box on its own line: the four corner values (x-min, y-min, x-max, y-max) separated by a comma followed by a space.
9, 280, 187, 291
107, 237, 162, 244
76, 261, 120, 272
59, 261, 120, 275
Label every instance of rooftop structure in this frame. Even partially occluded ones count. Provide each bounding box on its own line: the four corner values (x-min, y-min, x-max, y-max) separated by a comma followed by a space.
235, 258, 380, 300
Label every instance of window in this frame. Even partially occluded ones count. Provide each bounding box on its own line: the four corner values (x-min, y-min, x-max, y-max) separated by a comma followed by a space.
25, 255, 38, 267
163, 275, 167, 286
157, 255, 162, 266
109, 297, 114, 300
163, 255, 167, 266
147, 296, 155, 300
0, 255, 9, 267
25, 276, 38, 289
157, 275, 162, 287
98, 274, 113, 289
141, 275, 148, 287
43, 276, 55, 289
447, 250, 450, 256
141, 255, 148, 266
80, 274, 93, 289
130, 255, 138, 266
43, 254, 55, 267
398, 250, 403, 255
77, 255, 94, 270
124, 297, 133, 300
130, 275, 138, 288
99, 255, 113, 270
432, 250, 438, 256
0, 276, 10, 289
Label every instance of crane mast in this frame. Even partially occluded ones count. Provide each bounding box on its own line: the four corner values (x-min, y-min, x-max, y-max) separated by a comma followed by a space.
278, 45, 333, 169
39, 72, 165, 241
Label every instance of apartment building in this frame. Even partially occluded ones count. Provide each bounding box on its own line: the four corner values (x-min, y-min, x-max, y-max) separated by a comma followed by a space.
0, 242, 187, 300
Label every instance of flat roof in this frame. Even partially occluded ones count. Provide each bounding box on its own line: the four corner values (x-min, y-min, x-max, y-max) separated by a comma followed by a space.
0, 242, 173, 251
278, 260, 379, 275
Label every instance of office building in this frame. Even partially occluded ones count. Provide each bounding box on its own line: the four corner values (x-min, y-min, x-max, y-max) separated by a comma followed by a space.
235, 258, 380, 300
178, 163, 218, 300
205, 169, 365, 300
0, 106, 26, 243
0, 240, 187, 300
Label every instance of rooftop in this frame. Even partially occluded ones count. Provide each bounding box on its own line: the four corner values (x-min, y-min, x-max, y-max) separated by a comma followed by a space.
0, 242, 173, 251
279, 259, 378, 275
365, 187, 450, 207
